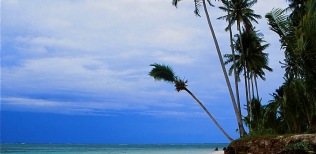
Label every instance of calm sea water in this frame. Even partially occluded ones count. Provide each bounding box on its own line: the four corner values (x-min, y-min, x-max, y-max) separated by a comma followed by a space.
0, 143, 228, 154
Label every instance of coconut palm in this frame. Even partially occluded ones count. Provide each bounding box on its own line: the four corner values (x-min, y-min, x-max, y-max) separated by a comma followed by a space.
149, 63, 233, 141
225, 29, 272, 92
227, 11, 243, 124
218, 0, 261, 32
224, 29, 272, 128
265, 0, 316, 133
218, 1, 261, 129
172, 0, 247, 137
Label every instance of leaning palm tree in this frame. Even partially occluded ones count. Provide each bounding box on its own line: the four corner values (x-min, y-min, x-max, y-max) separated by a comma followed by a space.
172, 0, 246, 137
149, 63, 233, 141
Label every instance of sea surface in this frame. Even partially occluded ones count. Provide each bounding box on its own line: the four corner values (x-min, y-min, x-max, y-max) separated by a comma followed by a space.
0, 143, 228, 154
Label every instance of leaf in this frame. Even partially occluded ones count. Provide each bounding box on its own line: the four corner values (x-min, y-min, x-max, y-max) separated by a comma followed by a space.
149, 63, 176, 83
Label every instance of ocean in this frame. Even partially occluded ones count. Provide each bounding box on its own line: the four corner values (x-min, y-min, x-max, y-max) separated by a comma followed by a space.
0, 143, 228, 154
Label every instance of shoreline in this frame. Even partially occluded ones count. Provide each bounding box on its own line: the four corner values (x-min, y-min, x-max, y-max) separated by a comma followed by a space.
210, 151, 224, 154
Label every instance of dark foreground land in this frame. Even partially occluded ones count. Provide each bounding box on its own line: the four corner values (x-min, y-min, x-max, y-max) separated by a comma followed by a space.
225, 134, 316, 154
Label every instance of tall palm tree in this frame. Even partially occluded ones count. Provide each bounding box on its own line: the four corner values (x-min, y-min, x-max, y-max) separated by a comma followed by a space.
218, 0, 261, 116
172, 0, 247, 137
224, 29, 272, 128
218, 0, 261, 32
242, 30, 272, 99
227, 11, 243, 123
149, 63, 234, 141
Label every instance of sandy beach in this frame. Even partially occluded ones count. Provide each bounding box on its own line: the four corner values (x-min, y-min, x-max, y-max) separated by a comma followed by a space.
210, 151, 224, 154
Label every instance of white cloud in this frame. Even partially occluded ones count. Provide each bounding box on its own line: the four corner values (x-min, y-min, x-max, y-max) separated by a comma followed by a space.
1, 97, 145, 115
2, 57, 145, 93
1, 0, 288, 117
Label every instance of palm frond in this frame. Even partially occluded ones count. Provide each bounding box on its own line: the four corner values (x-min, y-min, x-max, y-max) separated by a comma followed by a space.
174, 78, 188, 92
194, 0, 202, 16
172, 0, 181, 7
206, 0, 214, 7
149, 63, 176, 83
265, 8, 289, 38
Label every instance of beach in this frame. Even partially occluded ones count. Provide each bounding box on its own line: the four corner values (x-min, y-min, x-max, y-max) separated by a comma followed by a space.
211, 151, 225, 154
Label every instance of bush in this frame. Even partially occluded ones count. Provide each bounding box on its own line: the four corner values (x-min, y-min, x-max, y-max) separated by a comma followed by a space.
282, 141, 312, 154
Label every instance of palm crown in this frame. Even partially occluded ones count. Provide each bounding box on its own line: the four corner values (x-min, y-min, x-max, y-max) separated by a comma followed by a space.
149, 63, 188, 92
149, 63, 233, 141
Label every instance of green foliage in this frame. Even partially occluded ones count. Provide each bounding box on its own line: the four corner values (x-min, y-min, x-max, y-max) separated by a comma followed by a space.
149, 63, 176, 83
231, 133, 280, 144
149, 63, 189, 92
149, 63, 234, 141
172, 0, 214, 17
264, 0, 316, 135
225, 28, 272, 80
174, 79, 188, 92
284, 141, 312, 152
218, 0, 261, 31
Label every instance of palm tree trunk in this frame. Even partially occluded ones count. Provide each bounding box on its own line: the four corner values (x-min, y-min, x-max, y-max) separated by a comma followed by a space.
251, 74, 255, 99
254, 76, 259, 99
228, 11, 242, 118
238, 27, 250, 101
184, 88, 233, 141
202, 0, 246, 137
243, 66, 250, 114
228, 14, 244, 136
243, 66, 251, 132
247, 71, 252, 101
238, 26, 251, 129
247, 71, 252, 126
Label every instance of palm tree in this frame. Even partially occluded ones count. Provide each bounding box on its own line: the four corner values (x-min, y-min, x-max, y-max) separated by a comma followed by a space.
286, 0, 308, 27
266, 8, 299, 81
225, 29, 272, 95
218, 0, 261, 116
149, 63, 234, 141
266, 0, 316, 133
218, 0, 261, 32
224, 29, 272, 132
172, 0, 247, 137
227, 11, 243, 125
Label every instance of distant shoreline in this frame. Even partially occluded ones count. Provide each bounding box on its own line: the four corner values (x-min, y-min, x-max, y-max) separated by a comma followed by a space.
1, 143, 228, 154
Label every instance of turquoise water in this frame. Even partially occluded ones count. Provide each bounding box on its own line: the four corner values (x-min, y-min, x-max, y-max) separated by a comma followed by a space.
1, 143, 228, 154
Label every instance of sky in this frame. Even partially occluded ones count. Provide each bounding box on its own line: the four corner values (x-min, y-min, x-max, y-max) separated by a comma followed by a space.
1, 0, 289, 144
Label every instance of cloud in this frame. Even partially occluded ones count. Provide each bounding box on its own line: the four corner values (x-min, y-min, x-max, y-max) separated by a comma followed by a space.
2, 56, 148, 95
1, 0, 288, 117
1, 97, 144, 116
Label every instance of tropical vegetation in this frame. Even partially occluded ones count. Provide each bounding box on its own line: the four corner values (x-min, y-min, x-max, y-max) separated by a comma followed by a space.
261, 0, 316, 134
171, 0, 247, 138
149, 0, 316, 141
149, 63, 234, 141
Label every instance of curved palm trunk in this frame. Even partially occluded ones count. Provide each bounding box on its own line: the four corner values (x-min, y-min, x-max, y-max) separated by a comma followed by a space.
184, 88, 233, 141
202, 0, 246, 137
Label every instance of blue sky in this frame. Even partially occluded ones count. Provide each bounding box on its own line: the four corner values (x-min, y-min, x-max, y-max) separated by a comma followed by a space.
1, 0, 288, 144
